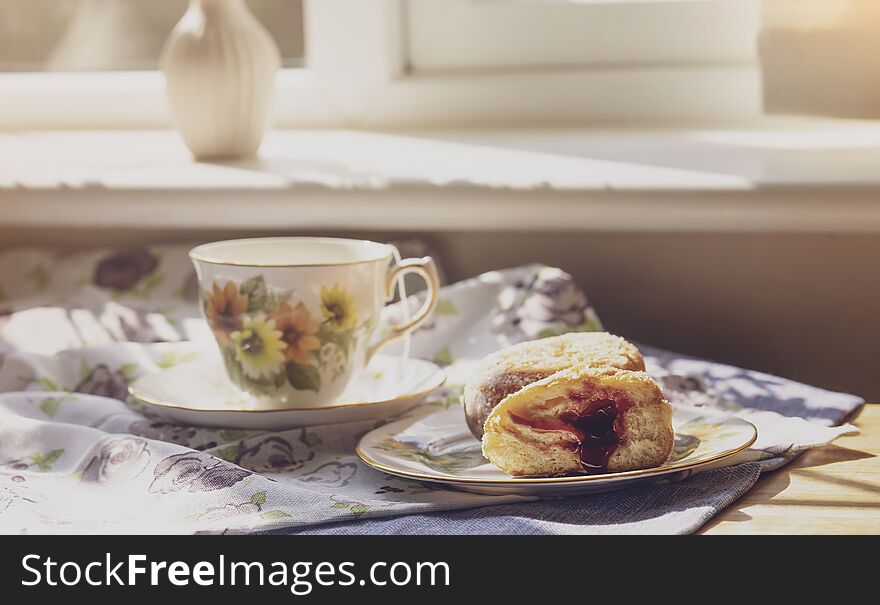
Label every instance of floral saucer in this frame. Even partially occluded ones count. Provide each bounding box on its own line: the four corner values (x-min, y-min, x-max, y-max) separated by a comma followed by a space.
128, 354, 445, 430
357, 405, 757, 497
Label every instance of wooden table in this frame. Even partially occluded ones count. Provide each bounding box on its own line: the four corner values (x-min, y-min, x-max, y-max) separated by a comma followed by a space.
702, 404, 880, 534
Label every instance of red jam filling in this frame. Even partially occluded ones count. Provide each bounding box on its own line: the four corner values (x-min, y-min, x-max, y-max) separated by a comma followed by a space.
559, 400, 621, 472
509, 391, 626, 474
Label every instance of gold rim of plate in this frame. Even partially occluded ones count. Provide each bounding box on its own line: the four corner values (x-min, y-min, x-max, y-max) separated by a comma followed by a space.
128, 373, 446, 414
355, 417, 758, 485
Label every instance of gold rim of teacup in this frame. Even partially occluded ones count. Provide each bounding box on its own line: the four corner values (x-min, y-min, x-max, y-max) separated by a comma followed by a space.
127, 371, 447, 414
189, 236, 395, 268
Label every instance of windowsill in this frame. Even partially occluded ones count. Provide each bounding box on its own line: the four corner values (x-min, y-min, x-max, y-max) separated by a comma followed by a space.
3, 115, 880, 233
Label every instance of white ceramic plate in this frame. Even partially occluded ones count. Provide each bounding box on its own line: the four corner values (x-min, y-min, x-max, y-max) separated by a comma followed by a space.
357, 405, 757, 496
128, 354, 446, 430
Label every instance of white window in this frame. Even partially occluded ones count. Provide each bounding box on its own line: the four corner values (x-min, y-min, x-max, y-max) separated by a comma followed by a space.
0, 0, 329, 128
0, 0, 767, 129
0, 0, 304, 71
407, 0, 758, 70
762, 0, 880, 118
312, 0, 763, 126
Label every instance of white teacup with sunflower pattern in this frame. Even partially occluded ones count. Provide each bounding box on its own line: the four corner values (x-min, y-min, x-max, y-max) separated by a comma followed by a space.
190, 237, 439, 408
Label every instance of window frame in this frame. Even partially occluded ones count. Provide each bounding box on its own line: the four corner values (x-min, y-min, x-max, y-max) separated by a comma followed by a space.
0, 0, 763, 130
406, 0, 761, 71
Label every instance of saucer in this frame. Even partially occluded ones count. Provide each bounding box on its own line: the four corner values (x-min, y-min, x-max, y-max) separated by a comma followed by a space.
128, 354, 446, 430
357, 405, 757, 497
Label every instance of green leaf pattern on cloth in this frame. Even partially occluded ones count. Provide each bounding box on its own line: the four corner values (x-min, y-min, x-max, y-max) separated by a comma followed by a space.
39, 395, 72, 418
432, 347, 454, 367
435, 298, 457, 316
31, 449, 64, 472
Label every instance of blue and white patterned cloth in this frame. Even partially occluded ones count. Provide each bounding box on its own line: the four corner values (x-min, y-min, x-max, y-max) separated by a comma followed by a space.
0, 246, 863, 534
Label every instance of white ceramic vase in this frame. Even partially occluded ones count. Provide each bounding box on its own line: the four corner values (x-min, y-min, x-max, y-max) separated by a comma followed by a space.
161, 0, 281, 160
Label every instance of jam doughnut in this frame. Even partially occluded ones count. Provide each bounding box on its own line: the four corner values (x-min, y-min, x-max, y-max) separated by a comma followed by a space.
482, 366, 673, 477
463, 332, 645, 439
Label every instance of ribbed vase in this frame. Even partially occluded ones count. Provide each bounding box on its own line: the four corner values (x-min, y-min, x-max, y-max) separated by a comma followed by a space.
161, 0, 281, 160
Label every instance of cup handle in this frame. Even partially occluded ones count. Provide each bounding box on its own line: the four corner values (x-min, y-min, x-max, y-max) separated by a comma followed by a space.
367, 256, 440, 361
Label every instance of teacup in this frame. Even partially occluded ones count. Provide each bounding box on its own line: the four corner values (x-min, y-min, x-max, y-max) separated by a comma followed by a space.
190, 237, 439, 408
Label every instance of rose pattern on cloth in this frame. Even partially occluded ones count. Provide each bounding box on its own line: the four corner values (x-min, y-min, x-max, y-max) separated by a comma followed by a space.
126, 420, 257, 452
492, 266, 602, 340
148, 451, 252, 494
81, 437, 151, 486
74, 364, 130, 401
296, 461, 358, 487
234, 432, 317, 473
0, 246, 864, 534
94, 249, 159, 291
654, 374, 740, 412
100, 304, 168, 343
127, 420, 201, 447
518, 267, 591, 323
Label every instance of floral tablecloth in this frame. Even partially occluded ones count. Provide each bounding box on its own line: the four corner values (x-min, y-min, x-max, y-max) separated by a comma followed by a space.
0, 245, 863, 534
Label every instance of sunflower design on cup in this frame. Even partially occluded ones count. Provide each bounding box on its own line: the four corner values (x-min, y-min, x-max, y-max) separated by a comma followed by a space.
205, 281, 248, 345
320, 284, 357, 331
202, 276, 368, 403
190, 237, 441, 408
229, 314, 287, 380
269, 301, 321, 365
